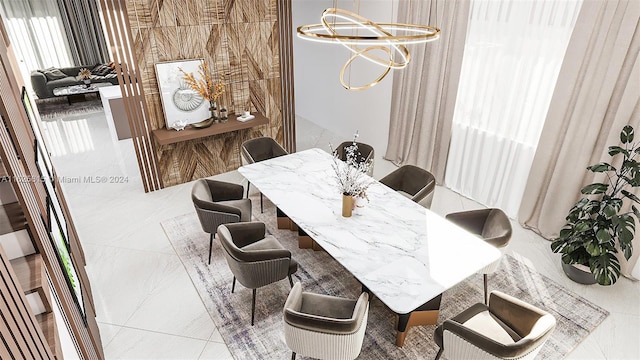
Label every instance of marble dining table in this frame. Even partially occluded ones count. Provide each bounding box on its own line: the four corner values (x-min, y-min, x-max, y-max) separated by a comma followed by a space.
238, 148, 501, 346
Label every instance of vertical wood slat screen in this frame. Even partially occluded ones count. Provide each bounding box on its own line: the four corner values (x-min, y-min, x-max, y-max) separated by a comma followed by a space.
100, 0, 162, 192
278, 0, 296, 153
0, 15, 104, 360
0, 246, 53, 359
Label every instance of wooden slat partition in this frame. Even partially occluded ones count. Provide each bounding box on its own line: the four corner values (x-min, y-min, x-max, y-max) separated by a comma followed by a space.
0, 246, 53, 359
278, 0, 297, 153
0, 14, 104, 360
100, 0, 162, 192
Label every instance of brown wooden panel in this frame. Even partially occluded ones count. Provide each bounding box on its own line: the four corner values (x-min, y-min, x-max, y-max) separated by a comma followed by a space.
277, 0, 296, 152
0, 246, 53, 359
102, 0, 162, 192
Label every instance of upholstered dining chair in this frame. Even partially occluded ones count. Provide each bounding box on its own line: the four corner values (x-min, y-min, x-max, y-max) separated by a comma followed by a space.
446, 208, 512, 304
217, 222, 298, 325
283, 283, 369, 360
434, 291, 556, 360
379, 165, 436, 208
241, 137, 288, 212
191, 179, 251, 265
334, 141, 375, 176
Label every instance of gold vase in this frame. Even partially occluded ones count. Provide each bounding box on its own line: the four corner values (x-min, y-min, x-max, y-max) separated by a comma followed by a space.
342, 194, 353, 217
191, 117, 215, 129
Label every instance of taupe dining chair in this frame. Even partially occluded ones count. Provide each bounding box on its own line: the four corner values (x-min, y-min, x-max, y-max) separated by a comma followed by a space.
434, 291, 556, 360
334, 141, 375, 176
241, 137, 288, 212
446, 208, 512, 304
379, 165, 436, 208
283, 283, 369, 360
218, 222, 297, 325
191, 179, 251, 264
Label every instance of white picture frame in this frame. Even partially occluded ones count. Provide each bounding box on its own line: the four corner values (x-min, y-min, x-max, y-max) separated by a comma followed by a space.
155, 59, 210, 128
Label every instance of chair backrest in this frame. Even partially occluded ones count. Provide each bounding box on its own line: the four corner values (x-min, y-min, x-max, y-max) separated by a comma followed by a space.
481, 209, 512, 247
191, 179, 244, 233
217, 224, 291, 289
335, 141, 374, 164
446, 208, 512, 248
442, 291, 556, 359
283, 283, 369, 360
335, 141, 375, 176
241, 137, 288, 164
379, 165, 436, 207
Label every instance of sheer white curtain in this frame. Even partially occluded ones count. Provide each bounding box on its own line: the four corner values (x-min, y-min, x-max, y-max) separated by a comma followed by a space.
444, 0, 582, 217
0, 0, 73, 87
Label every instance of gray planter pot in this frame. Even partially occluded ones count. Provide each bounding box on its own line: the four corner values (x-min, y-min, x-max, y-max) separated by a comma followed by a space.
561, 262, 597, 285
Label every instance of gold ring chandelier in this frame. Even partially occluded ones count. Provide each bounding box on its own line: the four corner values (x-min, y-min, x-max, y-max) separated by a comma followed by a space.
297, 6, 440, 91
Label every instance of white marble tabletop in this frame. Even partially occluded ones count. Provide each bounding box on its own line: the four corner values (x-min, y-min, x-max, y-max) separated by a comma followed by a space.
238, 148, 501, 314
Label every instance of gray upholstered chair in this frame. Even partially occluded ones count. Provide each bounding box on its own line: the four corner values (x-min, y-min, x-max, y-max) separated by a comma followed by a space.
334, 141, 375, 176
191, 179, 251, 265
446, 208, 512, 304
283, 283, 369, 360
241, 137, 288, 212
379, 165, 436, 208
434, 291, 556, 360
217, 222, 298, 325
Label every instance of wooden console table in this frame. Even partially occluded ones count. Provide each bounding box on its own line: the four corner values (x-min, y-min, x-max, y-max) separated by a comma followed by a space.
152, 112, 269, 146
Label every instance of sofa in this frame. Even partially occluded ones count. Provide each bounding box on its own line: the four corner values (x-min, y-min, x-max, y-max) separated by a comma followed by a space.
31, 64, 119, 99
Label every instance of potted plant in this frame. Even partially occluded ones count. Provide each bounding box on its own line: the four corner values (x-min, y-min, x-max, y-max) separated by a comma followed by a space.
330, 132, 373, 217
78, 68, 92, 87
551, 125, 639, 285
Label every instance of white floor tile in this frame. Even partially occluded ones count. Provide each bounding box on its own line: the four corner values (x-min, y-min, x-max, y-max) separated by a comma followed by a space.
198, 341, 233, 360
96, 322, 123, 349
123, 259, 217, 340
104, 327, 208, 360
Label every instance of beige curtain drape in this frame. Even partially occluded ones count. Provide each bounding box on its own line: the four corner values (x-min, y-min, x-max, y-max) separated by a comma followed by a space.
519, 0, 640, 276
384, 0, 470, 183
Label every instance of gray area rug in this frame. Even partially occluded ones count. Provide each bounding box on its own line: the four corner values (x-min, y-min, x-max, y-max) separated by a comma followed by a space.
36, 94, 103, 120
161, 196, 609, 359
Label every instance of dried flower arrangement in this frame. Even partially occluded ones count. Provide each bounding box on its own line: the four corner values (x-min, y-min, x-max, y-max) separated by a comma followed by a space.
179, 62, 225, 104
330, 132, 373, 199
78, 68, 92, 80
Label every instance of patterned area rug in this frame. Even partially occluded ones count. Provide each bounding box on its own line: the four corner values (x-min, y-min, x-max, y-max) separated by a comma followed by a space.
161, 196, 609, 359
36, 94, 103, 120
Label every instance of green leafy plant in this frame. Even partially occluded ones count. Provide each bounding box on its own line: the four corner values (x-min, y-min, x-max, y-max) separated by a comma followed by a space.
552, 125, 639, 285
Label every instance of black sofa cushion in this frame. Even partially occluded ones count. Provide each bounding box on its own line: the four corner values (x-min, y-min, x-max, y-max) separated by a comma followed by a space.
43, 68, 67, 81
91, 64, 114, 76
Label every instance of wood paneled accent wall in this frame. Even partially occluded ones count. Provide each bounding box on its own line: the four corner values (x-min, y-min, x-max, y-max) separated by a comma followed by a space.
125, 0, 288, 186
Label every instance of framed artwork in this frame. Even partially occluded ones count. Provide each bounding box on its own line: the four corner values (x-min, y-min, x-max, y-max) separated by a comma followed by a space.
155, 59, 210, 129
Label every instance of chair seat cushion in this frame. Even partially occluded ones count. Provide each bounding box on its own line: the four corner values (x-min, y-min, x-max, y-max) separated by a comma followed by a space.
242, 235, 283, 251
301, 292, 357, 320
434, 303, 521, 348
463, 311, 520, 345
241, 235, 297, 274
218, 199, 251, 221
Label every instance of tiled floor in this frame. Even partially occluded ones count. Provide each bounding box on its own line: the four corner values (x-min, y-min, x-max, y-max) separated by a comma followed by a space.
41, 106, 639, 359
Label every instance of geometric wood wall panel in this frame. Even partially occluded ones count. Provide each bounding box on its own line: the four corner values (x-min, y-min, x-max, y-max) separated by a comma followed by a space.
126, 0, 284, 187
